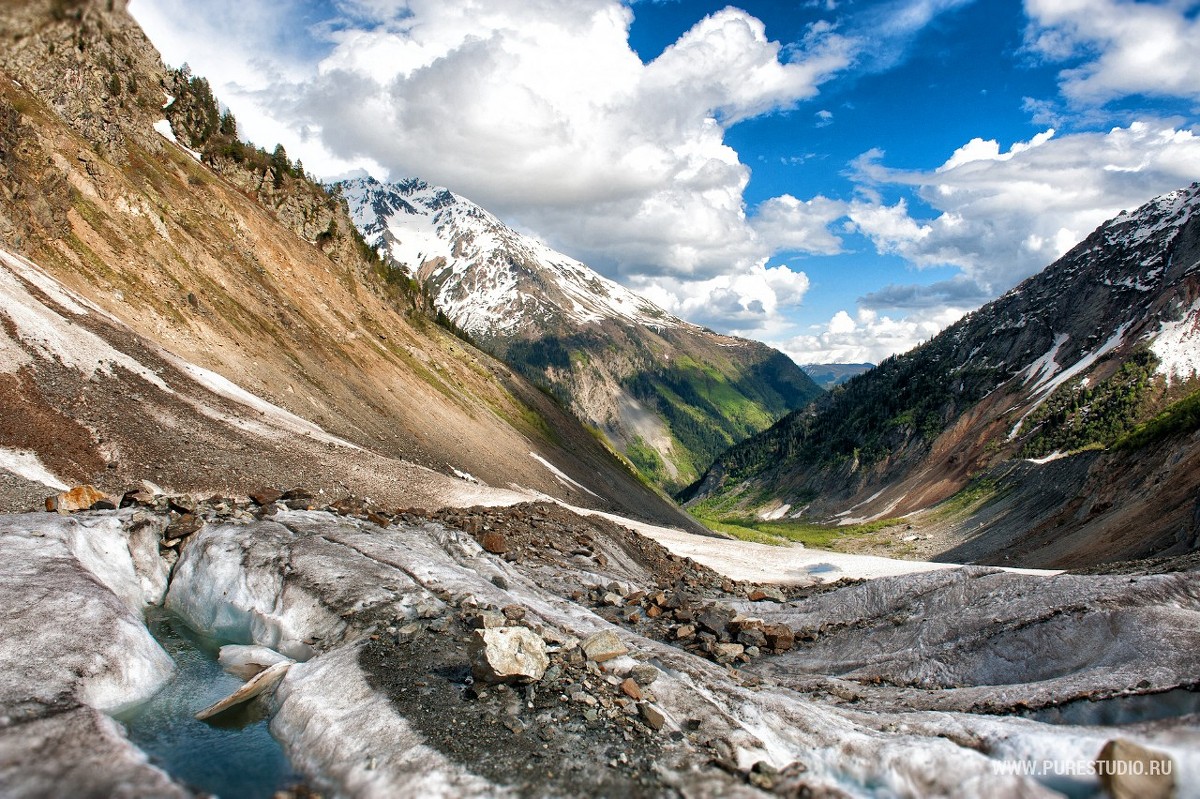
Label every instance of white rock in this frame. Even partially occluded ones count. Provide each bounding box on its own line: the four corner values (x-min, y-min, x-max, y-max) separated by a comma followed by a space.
469, 627, 549, 683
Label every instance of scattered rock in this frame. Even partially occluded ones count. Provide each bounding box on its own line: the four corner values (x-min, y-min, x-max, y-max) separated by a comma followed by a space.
620, 678, 643, 701
581, 630, 628, 663
712, 643, 744, 664
748, 586, 786, 603
501, 604, 526, 621
45, 485, 108, 513
639, 702, 666, 731
630, 664, 659, 686
481, 531, 508, 554
469, 627, 549, 684
249, 487, 283, 506
119, 488, 157, 508
163, 513, 203, 542
762, 623, 795, 652
1096, 739, 1175, 799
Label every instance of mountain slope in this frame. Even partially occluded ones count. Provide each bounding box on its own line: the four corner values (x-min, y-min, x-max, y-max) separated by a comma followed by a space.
688, 183, 1200, 567
0, 0, 703, 532
801, 362, 875, 390
341, 176, 822, 493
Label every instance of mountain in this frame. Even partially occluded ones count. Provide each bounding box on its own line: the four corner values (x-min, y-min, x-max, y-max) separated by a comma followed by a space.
0, 0, 702, 532
687, 183, 1200, 568
801, 362, 874, 389
340, 176, 823, 493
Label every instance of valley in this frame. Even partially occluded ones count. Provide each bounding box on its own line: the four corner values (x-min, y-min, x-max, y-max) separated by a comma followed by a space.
0, 2, 1196, 798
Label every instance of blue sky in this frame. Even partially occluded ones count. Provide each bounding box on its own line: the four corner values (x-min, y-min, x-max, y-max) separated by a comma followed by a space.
129, 0, 1200, 364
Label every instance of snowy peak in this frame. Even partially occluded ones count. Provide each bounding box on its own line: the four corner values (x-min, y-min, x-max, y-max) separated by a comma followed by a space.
340, 176, 680, 339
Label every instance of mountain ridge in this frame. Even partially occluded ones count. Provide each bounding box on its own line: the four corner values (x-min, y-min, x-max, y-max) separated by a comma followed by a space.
688, 182, 1200, 567
340, 175, 823, 492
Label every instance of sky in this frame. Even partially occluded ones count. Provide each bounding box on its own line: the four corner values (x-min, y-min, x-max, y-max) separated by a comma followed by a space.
127, 0, 1200, 366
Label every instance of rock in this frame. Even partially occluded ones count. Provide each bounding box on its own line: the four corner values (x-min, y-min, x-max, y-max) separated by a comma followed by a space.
581, 630, 628, 662
646, 605, 662, 619
466, 611, 506, 630
395, 622, 425, 644
248, 487, 283, 506
748, 586, 786, 603
167, 496, 196, 515
481, 531, 508, 554
119, 489, 156, 508
675, 624, 696, 640
696, 604, 736, 636
163, 513, 203, 542
1096, 739, 1175, 799
620, 678, 642, 701
762, 623, 795, 652
501, 604, 526, 621
366, 511, 392, 528
196, 660, 292, 720
468, 627, 549, 684
602, 591, 624, 607
712, 643, 744, 664
89, 499, 117, 511
630, 664, 659, 686
45, 485, 108, 513
639, 702, 666, 731
737, 628, 767, 649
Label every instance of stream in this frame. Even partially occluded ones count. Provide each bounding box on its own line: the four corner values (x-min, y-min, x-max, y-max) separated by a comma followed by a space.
114, 607, 301, 799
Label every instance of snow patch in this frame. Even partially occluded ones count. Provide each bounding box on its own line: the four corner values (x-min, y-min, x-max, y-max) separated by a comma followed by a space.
0, 448, 68, 490
1025, 451, 1069, 465
165, 356, 361, 451
1150, 297, 1200, 383
152, 119, 201, 161
529, 452, 600, 498
759, 504, 791, 521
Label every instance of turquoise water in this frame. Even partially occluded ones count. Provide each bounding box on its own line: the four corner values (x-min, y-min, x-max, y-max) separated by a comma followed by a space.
115, 608, 301, 799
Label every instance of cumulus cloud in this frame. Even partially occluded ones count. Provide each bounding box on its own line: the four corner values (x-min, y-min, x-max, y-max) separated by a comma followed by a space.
128, 0, 979, 335
778, 306, 969, 365
631, 263, 812, 332
1024, 0, 1200, 104
850, 121, 1200, 292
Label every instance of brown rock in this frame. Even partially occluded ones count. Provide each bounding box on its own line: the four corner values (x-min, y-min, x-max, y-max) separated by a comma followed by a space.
762, 623, 795, 652
164, 513, 204, 542
646, 605, 662, 619
639, 702, 666, 731
1096, 739, 1175, 799
119, 489, 157, 508
748, 586, 786, 603
249, 487, 283, 506
481, 531, 508, 554
45, 485, 108, 513
501, 604, 526, 621
620, 678, 643, 701
366, 511, 392, 528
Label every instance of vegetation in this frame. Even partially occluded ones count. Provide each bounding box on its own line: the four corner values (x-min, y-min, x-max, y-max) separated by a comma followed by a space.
1020, 350, 1159, 457
688, 501, 907, 549
1115, 387, 1200, 450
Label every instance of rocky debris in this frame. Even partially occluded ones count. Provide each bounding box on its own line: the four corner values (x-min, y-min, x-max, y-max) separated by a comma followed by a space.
1097, 739, 1176, 799
468, 627, 550, 684
44, 485, 108, 513
480, 531, 508, 554
163, 512, 203, 542
581, 630, 628, 663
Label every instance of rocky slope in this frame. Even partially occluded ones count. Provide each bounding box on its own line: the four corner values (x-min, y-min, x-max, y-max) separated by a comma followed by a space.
341, 176, 822, 493
0, 0, 704, 532
688, 183, 1200, 568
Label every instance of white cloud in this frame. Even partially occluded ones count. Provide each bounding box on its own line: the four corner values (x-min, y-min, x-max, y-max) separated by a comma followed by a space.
1024, 0, 1200, 104
631, 263, 812, 332
850, 121, 1200, 292
778, 306, 969, 365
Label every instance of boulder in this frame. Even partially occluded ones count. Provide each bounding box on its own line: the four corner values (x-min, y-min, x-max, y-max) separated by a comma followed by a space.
248, 487, 283, 506
469, 627, 549, 684
1096, 739, 1175, 799
762, 623, 795, 652
581, 630, 628, 663
45, 485, 108, 513
481, 531, 508, 554
164, 513, 203, 542
696, 604, 736, 636
748, 586, 786, 603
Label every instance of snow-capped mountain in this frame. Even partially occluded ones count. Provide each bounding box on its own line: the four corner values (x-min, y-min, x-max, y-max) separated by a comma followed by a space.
689, 182, 1200, 567
341, 176, 823, 492
343, 177, 677, 338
